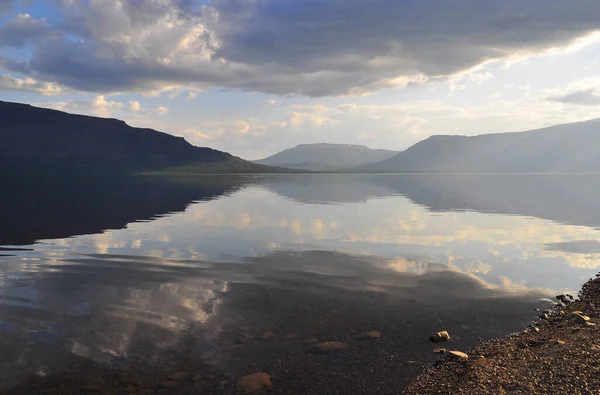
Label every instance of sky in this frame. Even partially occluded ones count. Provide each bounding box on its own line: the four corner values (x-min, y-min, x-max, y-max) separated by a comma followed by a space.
1, 1, 600, 160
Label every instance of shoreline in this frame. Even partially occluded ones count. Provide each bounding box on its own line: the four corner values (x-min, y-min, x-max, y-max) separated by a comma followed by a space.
403, 275, 600, 394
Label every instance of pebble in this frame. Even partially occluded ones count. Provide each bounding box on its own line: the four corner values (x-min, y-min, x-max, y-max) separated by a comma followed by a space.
433, 348, 447, 354
304, 338, 318, 344
170, 371, 187, 380
311, 342, 350, 354
356, 330, 382, 340
159, 381, 178, 389
555, 340, 566, 345
447, 351, 469, 361
237, 373, 272, 394
429, 331, 451, 343
260, 331, 276, 341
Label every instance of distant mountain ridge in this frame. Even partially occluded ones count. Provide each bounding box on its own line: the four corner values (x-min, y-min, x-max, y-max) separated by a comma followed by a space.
254, 143, 399, 171
360, 118, 600, 173
0, 101, 281, 175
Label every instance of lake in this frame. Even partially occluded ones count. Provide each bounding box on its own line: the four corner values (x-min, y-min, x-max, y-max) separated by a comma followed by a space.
1, 174, 599, 394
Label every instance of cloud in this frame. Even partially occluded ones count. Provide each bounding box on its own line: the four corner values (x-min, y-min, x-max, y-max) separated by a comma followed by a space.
2, 1, 600, 96
40, 96, 169, 118
0, 73, 62, 94
90, 95, 125, 117
0, 0, 23, 16
265, 99, 277, 105
129, 100, 141, 112
0, 13, 54, 47
548, 77, 600, 105
288, 112, 335, 128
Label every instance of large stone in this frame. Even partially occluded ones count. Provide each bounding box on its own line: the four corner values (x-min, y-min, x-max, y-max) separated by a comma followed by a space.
237, 373, 272, 394
311, 342, 350, 354
429, 331, 451, 343
447, 351, 469, 361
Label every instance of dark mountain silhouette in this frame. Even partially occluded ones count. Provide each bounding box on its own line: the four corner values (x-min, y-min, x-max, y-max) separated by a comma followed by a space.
0, 101, 279, 175
0, 175, 250, 246
254, 143, 398, 171
360, 118, 600, 173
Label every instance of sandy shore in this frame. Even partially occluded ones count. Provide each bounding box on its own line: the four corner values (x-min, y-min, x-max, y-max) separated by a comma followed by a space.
404, 275, 600, 394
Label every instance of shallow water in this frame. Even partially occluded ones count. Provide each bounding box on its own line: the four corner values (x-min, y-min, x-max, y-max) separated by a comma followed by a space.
1, 174, 599, 393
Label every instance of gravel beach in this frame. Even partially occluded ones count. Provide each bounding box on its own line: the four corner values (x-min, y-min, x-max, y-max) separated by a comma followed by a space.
404, 276, 600, 394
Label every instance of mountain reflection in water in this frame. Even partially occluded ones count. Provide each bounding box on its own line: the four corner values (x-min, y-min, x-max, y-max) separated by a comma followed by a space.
1, 174, 599, 393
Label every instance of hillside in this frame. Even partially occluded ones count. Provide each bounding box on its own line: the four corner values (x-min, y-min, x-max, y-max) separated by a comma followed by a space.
254, 143, 398, 171
361, 118, 600, 173
0, 101, 280, 175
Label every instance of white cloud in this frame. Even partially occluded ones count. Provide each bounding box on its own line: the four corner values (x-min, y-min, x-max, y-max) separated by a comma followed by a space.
288, 112, 335, 128
39, 96, 169, 119
0, 73, 63, 95
90, 95, 125, 117
129, 100, 141, 111
547, 77, 600, 105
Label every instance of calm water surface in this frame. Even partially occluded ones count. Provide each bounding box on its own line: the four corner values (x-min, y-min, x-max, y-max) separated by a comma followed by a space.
1, 174, 600, 393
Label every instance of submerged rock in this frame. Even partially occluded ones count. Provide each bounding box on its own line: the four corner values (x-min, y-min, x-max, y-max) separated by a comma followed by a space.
237, 373, 272, 394
311, 342, 350, 354
260, 331, 276, 341
356, 330, 382, 340
429, 331, 451, 343
573, 313, 591, 324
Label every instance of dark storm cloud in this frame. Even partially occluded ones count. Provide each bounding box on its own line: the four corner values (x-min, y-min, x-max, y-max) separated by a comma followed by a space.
0, 13, 53, 47
2, 0, 600, 96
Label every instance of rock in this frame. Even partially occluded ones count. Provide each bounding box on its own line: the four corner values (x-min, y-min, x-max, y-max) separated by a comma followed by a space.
260, 331, 276, 341
573, 313, 591, 324
539, 313, 549, 320
356, 330, 382, 340
447, 351, 469, 361
311, 342, 350, 354
235, 334, 254, 345
237, 373, 272, 394
555, 340, 566, 345
286, 333, 299, 339
159, 381, 178, 389
433, 348, 447, 354
169, 371, 187, 380
572, 311, 584, 315
429, 331, 451, 343
586, 322, 596, 327
304, 338, 318, 344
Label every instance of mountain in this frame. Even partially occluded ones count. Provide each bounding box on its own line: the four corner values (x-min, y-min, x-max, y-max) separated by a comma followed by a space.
361, 118, 600, 173
254, 143, 399, 171
0, 100, 282, 175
